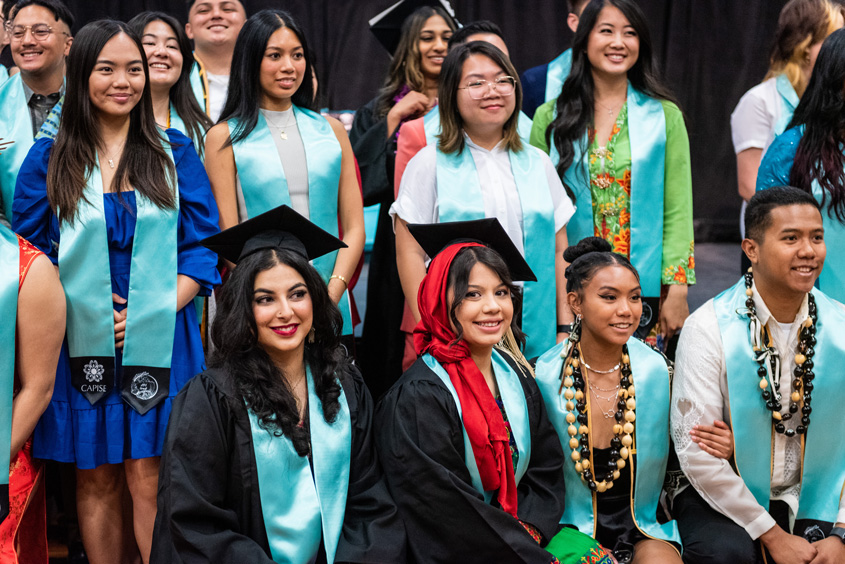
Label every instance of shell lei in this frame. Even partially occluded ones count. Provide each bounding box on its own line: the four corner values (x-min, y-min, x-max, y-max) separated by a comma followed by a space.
560, 343, 636, 493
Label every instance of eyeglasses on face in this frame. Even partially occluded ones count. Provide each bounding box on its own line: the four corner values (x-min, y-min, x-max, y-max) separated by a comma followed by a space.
458, 76, 516, 99
7, 23, 68, 41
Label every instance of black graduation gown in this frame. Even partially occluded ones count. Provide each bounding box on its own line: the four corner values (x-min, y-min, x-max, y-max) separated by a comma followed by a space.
375, 354, 566, 564
349, 97, 406, 399
150, 366, 406, 564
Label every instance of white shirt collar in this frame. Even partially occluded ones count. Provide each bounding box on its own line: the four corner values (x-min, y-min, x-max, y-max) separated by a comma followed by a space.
463, 132, 507, 154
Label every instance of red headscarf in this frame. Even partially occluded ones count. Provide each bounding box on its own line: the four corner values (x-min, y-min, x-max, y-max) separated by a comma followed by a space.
413, 242, 518, 518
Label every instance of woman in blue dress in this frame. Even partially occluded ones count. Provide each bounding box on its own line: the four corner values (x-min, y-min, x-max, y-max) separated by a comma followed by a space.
757, 28, 845, 302
12, 20, 220, 564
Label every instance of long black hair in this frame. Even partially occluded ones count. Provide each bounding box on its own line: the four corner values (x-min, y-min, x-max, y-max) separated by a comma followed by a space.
210, 248, 346, 457
546, 0, 679, 201
218, 9, 315, 145
47, 20, 176, 224
127, 11, 213, 153
788, 28, 845, 221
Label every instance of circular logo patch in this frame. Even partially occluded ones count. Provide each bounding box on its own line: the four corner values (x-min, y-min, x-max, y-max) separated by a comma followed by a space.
639, 301, 653, 328
130, 372, 158, 401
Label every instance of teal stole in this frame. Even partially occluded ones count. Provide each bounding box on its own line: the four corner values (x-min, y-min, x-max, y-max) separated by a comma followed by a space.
58, 141, 178, 414
773, 74, 799, 138
534, 338, 680, 545
168, 104, 203, 157
553, 84, 666, 297
248, 367, 351, 564
423, 350, 531, 502
230, 106, 352, 334
0, 74, 36, 223
422, 106, 533, 145
0, 66, 7, 86
189, 57, 209, 115
544, 49, 573, 102
0, 226, 18, 523
434, 146, 555, 357
714, 280, 845, 524
809, 174, 845, 302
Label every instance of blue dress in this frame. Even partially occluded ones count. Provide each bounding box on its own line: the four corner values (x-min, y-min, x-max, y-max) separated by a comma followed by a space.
12, 130, 221, 468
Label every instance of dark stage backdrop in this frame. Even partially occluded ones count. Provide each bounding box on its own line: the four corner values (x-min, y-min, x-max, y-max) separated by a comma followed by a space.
65, 0, 788, 241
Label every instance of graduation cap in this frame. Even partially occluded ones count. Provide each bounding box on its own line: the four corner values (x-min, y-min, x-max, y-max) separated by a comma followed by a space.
200, 205, 346, 264
407, 218, 536, 282
369, 0, 460, 54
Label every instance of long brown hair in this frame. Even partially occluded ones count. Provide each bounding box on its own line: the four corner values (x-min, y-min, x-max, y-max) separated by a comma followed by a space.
437, 41, 523, 155
48, 20, 176, 224
765, 0, 844, 97
375, 5, 456, 117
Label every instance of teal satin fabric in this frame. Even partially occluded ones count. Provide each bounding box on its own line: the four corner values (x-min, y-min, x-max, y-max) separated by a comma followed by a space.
434, 145, 556, 357
58, 143, 178, 388
249, 366, 351, 563
0, 226, 18, 496
535, 337, 679, 545
555, 84, 667, 297
189, 58, 207, 115
773, 74, 799, 137
715, 279, 845, 523
0, 74, 38, 222
423, 350, 532, 501
229, 107, 353, 334
544, 49, 572, 102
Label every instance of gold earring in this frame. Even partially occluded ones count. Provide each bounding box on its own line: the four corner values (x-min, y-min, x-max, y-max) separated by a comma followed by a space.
308, 328, 315, 343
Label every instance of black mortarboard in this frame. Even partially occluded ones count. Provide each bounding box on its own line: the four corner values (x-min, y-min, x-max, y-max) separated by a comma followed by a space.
407, 218, 536, 282
200, 205, 346, 264
369, 0, 460, 54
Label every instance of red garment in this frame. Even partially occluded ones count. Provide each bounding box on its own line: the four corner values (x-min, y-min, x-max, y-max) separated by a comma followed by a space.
0, 236, 48, 564
413, 242, 518, 518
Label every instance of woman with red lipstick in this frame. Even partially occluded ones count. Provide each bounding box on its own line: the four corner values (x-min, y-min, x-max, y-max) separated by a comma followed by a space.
128, 12, 213, 156
152, 206, 405, 564
12, 20, 220, 564
535, 237, 732, 563
205, 9, 364, 342
376, 218, 612, 564
531, 0, 695, 355
351, 4, 457, 398
392, 41, 574, 362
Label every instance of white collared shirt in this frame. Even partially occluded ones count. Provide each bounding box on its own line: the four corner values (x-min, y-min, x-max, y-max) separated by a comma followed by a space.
389, 135, 575, 257
672, 281, 845, 539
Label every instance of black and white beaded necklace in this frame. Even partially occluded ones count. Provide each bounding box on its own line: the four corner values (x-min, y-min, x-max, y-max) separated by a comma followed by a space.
742, 270, 815, 437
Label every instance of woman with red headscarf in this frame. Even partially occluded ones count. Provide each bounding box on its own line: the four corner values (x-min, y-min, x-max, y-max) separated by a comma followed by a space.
375, 219, 613, 564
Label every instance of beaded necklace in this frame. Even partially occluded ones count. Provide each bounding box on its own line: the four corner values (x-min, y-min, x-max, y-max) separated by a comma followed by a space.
559, 335, 635, 493
742, 270, 815, 436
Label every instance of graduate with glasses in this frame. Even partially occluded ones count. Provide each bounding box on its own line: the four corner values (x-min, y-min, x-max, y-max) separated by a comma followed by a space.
392, 41, 574, 363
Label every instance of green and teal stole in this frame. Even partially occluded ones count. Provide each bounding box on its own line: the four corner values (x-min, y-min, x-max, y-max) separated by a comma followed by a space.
58, 142, 178, 414
535, 337, 681, 546
0, 226, 18, 524
229, 106, 353, 334
0, 74, 36, 223
544, 49, 573, 102
248, 366, 351, 564
552, 84, 667, 298
422, 107, 533, 145
714, 280, 845, 524
423, 350, 531, 501
434, 146, 556, 357
189, 57, 210, 116
773, 74, 799, 138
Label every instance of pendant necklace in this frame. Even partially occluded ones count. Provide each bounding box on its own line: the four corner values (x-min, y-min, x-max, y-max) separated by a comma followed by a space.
102, 139, 127, 170
596, 98, 625, 117
265, 109, 296, 140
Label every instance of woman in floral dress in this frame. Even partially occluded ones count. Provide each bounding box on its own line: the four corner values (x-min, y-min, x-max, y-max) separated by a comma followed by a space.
531, 0, 694, 351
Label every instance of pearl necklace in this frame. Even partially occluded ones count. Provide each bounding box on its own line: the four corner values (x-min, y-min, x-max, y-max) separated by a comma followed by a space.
581, 359, 621, 374
559, 342, 635, 493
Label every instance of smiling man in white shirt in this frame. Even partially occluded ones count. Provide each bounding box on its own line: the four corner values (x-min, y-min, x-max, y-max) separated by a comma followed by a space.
671, 186, 845, 564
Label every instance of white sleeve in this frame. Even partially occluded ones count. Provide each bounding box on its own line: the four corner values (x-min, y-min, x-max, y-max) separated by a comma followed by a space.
538, 148, 575, 232
672, 302, 777, 539
389, 145, 438, 229
730, 83, 778, 154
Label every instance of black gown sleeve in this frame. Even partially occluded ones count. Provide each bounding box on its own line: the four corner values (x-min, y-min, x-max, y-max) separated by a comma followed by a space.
336, 367, 407, 563
349, 97, 396, 206
151, 371, 275, 564
374, 360, 564, 564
